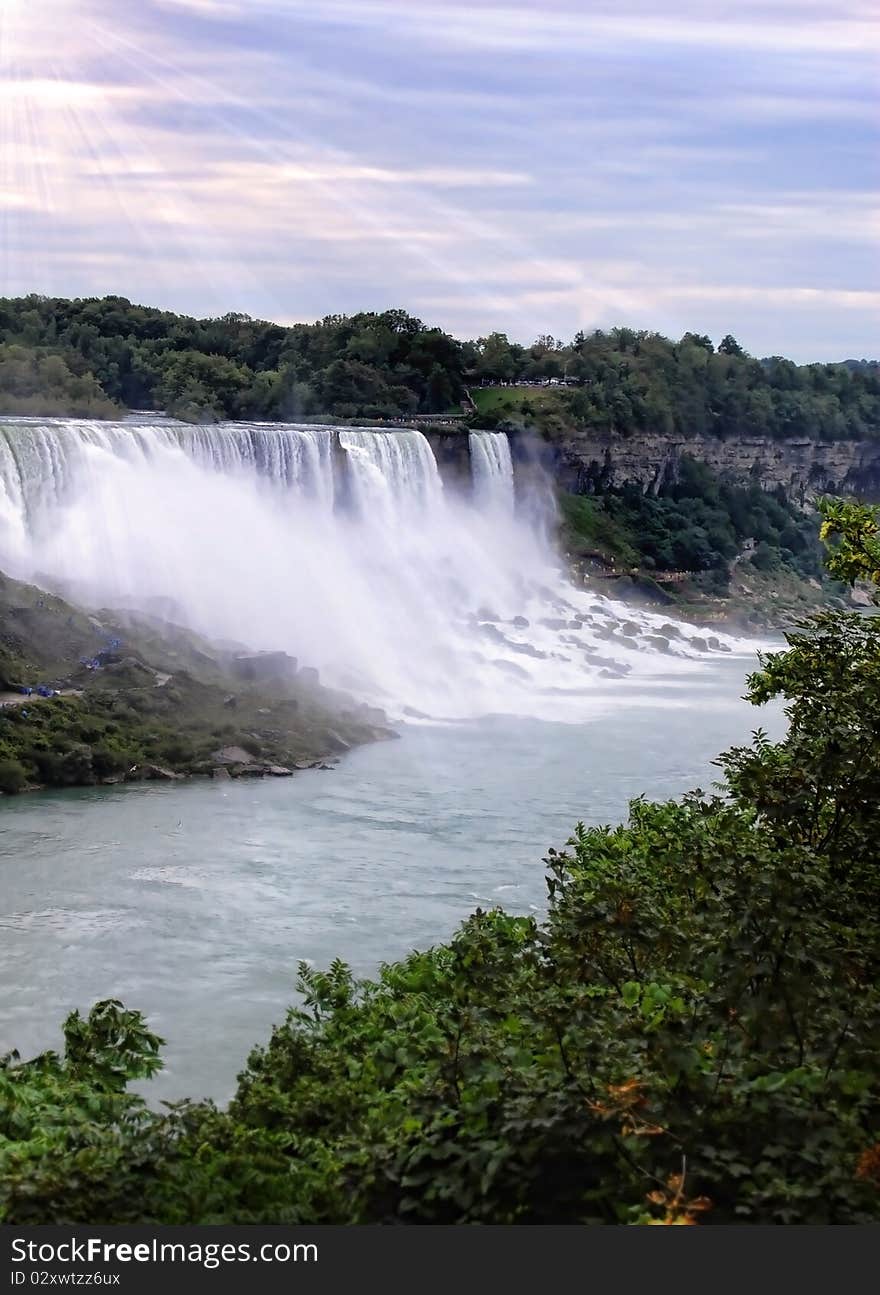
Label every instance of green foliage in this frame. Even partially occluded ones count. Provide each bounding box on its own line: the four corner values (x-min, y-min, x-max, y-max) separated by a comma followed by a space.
471, 329, 880, 442
2, 296, 878, 435
560, 456, 822, 584
0, 1002, 163, 1224
0, 297, 467, 422
0, 757, 27, 793
0, 343, 118, 418
819, 498, 880, 593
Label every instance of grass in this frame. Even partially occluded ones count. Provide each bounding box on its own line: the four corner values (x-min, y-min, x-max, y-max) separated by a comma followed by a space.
471, 386, 563, 419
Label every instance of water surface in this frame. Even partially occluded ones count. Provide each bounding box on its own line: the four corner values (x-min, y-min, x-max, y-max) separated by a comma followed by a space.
0, 657, 784, 1102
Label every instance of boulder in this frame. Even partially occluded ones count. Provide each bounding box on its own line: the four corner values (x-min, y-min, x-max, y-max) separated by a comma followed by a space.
211, 766, 231, 780
644, 635, 671, 654
127, 764, 184, 782
147, 765, 185, 781
212, 745, 255, 765
231, 651, 298, 683
510, 642, 547, 659
324, 730, 353, 753
511, 615, 530, 628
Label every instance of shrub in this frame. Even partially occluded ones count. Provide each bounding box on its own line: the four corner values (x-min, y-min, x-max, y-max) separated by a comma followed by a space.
0, 758, 27, 794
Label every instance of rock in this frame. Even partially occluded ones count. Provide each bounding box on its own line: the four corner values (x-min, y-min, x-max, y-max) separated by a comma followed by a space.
324, 729, 352, 753
659, 623, 683, 638
690, 636, 709, 652
266, 765, 293, 776
584, 651, 613, 668
212, 745, 255, 765
476, 606, 501, 622
510, 642, 547, 659
231, 651, 298, 683
540, 618, 570, 631
211, 766, 231, 780
585, 652, 630, 673
127, 764, 184, 782
367, 726, 399, 742
294, 760, 315, 770
567, 620, 582, 630
707, 637, 721, 650
599, 667, 629, 679
223, 695, 237, 708
621, 620, 640, 636
100, 774, 126, 785
644, 635, 671, 654
511, 615, 530, 628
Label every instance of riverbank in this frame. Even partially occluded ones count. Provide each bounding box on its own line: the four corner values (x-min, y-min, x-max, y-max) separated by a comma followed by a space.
0, 570, 396, 796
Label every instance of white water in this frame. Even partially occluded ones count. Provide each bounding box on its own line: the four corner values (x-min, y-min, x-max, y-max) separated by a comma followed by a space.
469, 430, 515, 514
0, 417, 755, 721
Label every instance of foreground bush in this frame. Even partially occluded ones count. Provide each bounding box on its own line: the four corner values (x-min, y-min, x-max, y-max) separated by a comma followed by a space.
1, 504, 879, 1224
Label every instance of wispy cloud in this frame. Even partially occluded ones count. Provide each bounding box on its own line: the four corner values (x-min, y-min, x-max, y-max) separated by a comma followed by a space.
0, 0, 877, 358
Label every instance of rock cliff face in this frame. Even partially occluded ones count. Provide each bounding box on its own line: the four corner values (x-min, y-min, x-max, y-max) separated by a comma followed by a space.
511, 429, 880, 502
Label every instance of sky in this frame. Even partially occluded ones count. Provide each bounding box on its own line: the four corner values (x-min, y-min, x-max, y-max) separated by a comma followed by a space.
0, 0, 877, 360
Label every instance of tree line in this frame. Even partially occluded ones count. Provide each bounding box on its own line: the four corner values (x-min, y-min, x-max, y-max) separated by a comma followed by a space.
1, 295, 878, 438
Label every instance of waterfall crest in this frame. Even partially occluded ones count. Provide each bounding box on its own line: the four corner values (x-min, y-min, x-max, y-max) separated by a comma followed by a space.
0, 416, 752, 721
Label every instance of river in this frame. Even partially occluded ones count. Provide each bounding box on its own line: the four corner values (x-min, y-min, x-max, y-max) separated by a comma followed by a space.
0, 655, 784, 1103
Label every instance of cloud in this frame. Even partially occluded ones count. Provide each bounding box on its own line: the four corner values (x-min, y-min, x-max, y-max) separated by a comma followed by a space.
157, 0, 879, 55
0, 0, 876, 359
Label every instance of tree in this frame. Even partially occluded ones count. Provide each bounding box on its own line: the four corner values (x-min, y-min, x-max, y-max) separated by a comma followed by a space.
818, 498, 880, 592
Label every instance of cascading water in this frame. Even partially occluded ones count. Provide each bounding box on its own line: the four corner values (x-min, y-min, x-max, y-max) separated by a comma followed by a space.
469, 430, 515, 513
0, 416, 754, 721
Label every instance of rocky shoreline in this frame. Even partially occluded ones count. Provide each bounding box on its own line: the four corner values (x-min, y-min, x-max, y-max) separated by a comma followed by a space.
0, 570, 397, 798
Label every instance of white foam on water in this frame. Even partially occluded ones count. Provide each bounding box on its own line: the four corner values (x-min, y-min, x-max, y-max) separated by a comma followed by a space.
0, 417, 758, 722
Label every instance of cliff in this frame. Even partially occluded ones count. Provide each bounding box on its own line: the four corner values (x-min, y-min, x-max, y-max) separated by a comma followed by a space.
519, 428, 880, 502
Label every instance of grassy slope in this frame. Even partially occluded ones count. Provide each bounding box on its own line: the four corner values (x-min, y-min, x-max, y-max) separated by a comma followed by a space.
0, 571, 394, 793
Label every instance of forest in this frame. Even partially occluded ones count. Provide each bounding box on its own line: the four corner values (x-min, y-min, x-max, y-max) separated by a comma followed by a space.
1, 295, 879, 439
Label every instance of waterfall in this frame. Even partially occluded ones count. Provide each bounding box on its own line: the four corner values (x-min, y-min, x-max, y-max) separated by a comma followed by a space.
0, 416, 752, 721
469, 430, 515, 513
339, 429, 443, 524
